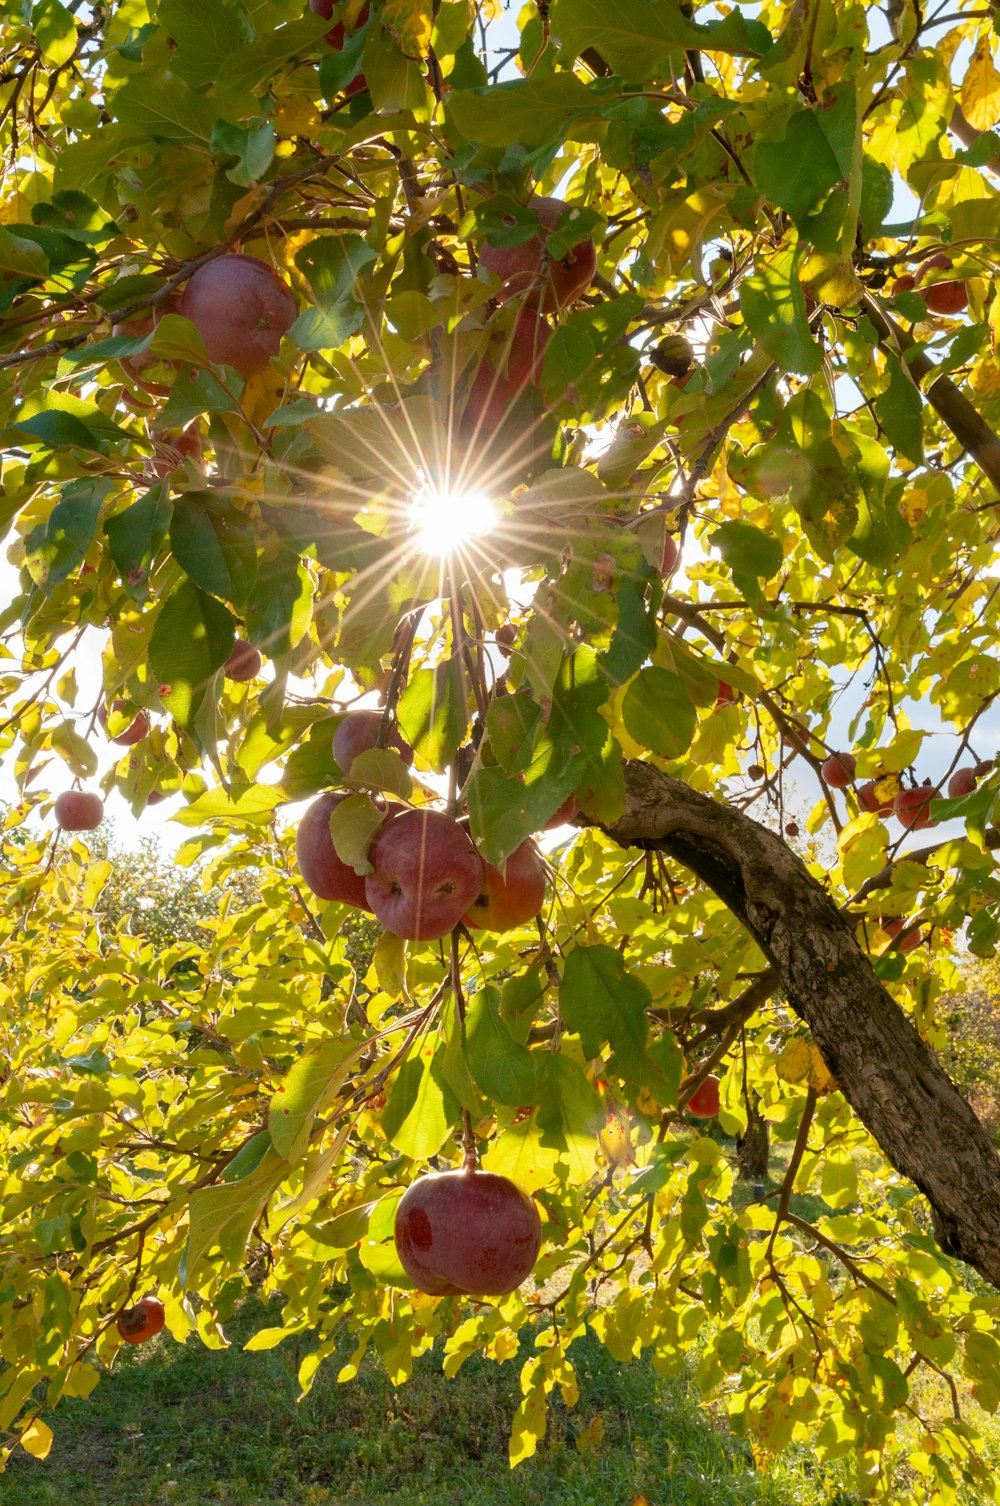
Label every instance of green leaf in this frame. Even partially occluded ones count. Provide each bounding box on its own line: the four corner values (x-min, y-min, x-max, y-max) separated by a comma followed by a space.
710, 520, 783, 581
559, 944, 653, 1084
269, 1038, 362, 1163
535, 1054, 603, 1182
184, 1137, 287, 1287
621, 667, 696, 760
875, 351, 924, 467
397, 660, 468, 773
292, 235, 379, 351
32, 0, 76, 65
484, 694, 543, 776
112, 69, 216, 144
755, 91, 857, 227
739, 247, 823, 376
245, 551, 312, 660
341, 747, 413, 800
466, 986, 537, 1106
169, 492, 258, 607
446, 75, 600, 149
328, 793, 385, 874
23, 478, 113, 593
500, 966, 546, 1045
159, 0, 255, 89
148, 579, 235, 732
550, 0, 767, 74
381, 1044, 459, 1159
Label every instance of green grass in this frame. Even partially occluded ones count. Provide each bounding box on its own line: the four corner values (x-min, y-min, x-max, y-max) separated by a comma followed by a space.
4, 1300, 852, 1506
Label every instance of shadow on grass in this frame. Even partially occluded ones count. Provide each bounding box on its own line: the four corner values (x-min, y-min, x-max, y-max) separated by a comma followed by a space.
4, 1298, 855, 1506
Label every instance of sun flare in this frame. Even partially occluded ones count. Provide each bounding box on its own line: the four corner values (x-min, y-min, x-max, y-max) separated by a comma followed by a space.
410, 484, 499, 558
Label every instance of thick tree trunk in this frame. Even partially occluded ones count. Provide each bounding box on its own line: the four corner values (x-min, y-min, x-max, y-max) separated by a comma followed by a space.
736, 1092, 770, 1183
604, 761, 1000, 1290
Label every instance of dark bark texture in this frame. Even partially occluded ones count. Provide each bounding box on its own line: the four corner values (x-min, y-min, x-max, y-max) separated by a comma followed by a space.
604, 760, 1000, 1289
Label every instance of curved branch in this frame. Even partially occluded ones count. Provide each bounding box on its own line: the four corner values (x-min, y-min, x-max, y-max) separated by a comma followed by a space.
602, 760, 1000, 1289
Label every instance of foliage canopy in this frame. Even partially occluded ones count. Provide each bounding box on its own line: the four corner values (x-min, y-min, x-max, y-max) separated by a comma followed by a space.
4, 0, 1000, 1496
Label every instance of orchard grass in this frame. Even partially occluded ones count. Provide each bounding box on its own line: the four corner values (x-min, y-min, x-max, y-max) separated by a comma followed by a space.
2, 1297, 855, 1506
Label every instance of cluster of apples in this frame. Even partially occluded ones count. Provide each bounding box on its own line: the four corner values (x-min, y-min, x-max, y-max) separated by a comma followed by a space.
821, 749, 992, 831
296, 711, 547, 940
53, 641, 263, 833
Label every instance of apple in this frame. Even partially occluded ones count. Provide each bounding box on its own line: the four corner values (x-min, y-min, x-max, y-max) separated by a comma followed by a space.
463, 305, 550, 435
858, 779, 896, 815
495, 623, 517, 657
54, 791, 104, 831
684, 1074, 721, 1118
179, 254, 297, 378
821, 752, 856, 788
309, 0, 369, 94
542, 793, 579, 830
365, 808, 483, 940
893, 784, 939, 831
393, 1169, 542, 1296
917, 253, 968, 316
975, 759, 994, 777
747, 762, 765, 780
883, 917, 924, 953
948, 767, 979, 798
462, 839, 546, 932
333, 709, 414, 772
890, 273, 917, 296
661, 530, 679, 577
99, 700, 150, 747
715, 680, 736, 708
116, 1296, 165, 1345
479, 197, 596, 312
224, 639, 263, 682
113, 289, 183, 391
295, 791, 373, 909
650, 333, 693, 378
150, 422, 203, 479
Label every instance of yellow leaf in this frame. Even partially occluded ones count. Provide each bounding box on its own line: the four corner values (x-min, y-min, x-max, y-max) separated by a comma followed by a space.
807, 1044, 837, 1095
777, 1037, 811, 1086
961, 36, 1000, 132
575, 1413, 605, 1454
383, 0, 433, 57
20, 1418, 53, 1459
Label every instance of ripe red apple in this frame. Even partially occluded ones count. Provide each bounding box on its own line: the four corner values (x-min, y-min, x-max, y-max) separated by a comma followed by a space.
393, 1169, 542, 1296
821, 752, 856, 788
542, 793, 579, 830
715, 680, 736, 708
224, 639, 263, 682
54, 791, 104, 831
975, 759, 995, 777
150, 421, 203, 479
99, 700, 150, 747
116, 1296, 165, 1345
479, 198, 596, 312
661, 530, 679, 577
883, 917, 924, 953
462, 839, 546, 932
309, 0, 369, 94
113, 290, 183, 390
365, 808, 483, 940
948, 767, 978, 798
179, 254, 297, 378
295, 791, 373, 909
890, 273, 917, 296
917, 254, 968, 316
463, 306, 551, 435
858, 779, 896, 815
894, 784, 939, 831
333, 709, 414, 772
684, 1074, 721, 1118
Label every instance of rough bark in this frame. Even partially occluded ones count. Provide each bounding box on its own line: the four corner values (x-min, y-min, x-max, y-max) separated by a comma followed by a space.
603, 760, 1000, 1289
736, 1092, 770, 1183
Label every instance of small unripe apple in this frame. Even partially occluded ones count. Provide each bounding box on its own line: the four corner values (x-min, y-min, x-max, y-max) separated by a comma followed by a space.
333, 709, 413, 772
479, 198, 596, 312
224, 639, 263, 682
462, 839, 546, 932
179, 254, 297, 378
947, 767, 978, 798
54, 791, 104, 831
99, 700, 151, 747
650, 333, 694, 378
684, 1074, 721, 1118
116, 1296, 165, 1345
917, 253, 968, 316
394, 1169, 541, 1296
365, 808, 483, 939
894, 784, 939, 831
747, 762, 765, 781
821, 752, 856, 788
295, 791, 373, 909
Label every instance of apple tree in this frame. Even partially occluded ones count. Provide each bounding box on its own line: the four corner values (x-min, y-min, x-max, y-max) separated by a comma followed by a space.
3, 0, 1000, 1494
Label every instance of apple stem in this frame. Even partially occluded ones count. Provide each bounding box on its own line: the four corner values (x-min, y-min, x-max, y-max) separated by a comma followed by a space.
451, 931, 479, 1170
461, 1109, 478, 1171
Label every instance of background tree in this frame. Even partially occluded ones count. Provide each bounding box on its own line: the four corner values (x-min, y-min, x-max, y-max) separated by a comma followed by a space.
3, 0, 1000, 1497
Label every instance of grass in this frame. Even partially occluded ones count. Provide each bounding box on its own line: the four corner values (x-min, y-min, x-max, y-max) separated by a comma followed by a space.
4, 1298, 853, 1506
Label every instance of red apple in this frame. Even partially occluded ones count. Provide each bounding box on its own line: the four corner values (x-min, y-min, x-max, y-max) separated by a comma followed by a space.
113, 290, 183, 390
99, 700, 150, 747
462, 839, 546, 932
542, 793, 579, 830
890, 273, 917, 296
393, 1169, 541, 1296
948, 767, 978, 798
295, 791, 373, 909
224, 639, 263, 682
179, 254, 297, 378
480, 197, 596, 312
54, 791, 104, 831
684, 1074, 721, 1118
917, 253, 968, 316
821, 752, 856, 788
715, 681, 736, 708
883, 917, 924, 953
858, 779, 896, 815
150, 422, 203, 479
333, 709, 414, 772
365, 808, 483, 940
894, 784, 939, 831
975, 759, 995, 777
463, 306, 551, 435
116, 1296, 165, 1345
661, 530, 679, 577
